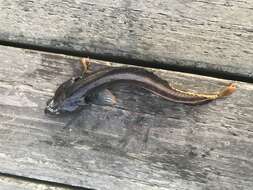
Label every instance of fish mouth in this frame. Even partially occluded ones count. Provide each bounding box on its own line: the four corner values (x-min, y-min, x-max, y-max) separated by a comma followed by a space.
44, 99, 60, 115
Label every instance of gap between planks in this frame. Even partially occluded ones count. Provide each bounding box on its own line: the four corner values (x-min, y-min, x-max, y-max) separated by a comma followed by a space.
0, 172, 93, 190
0, 41, 252, 84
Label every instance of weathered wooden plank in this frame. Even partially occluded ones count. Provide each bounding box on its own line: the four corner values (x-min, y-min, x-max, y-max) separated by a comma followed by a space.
0, 45, 253, 190
0, 0, 252, 78
0, 174, 76, 190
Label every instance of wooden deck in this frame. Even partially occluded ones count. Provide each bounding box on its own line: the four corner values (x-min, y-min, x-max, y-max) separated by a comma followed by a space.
0, 1, 253, 190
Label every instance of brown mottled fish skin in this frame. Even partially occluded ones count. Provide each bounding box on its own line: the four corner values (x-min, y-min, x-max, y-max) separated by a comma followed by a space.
45, 67, 214, 115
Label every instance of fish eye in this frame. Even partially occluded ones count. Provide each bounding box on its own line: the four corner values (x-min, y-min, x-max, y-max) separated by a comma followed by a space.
46, 98, 52, 106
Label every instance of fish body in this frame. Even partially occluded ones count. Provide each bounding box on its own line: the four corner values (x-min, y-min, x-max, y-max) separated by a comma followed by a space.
45, 67, 235, 115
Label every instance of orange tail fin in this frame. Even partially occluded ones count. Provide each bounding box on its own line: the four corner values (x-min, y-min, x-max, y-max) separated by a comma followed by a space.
218, 83, 236, 98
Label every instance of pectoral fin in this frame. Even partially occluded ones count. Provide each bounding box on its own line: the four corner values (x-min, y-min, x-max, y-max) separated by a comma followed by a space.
86, 89, 117, 106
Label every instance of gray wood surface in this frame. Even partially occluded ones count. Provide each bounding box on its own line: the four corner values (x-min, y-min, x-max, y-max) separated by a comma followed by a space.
0, 0, 252, 78
0, 174, 75, 190
0, 45, 253, 190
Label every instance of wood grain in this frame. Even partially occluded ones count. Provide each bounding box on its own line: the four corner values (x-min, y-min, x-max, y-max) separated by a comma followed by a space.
0, 174, 76, 190
0, 45, 253, 190
0, 0, 252, 78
